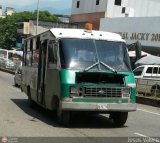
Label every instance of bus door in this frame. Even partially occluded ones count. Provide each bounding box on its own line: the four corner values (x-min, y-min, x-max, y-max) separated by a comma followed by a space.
44, 40, 61, 110
37, 40, 47, 105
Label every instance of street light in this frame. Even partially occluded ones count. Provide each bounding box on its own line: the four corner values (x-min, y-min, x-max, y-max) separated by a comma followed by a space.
36, 0, 40, 35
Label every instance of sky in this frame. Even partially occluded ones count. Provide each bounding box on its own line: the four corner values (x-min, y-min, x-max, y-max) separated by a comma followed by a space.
1, 0, 72, 15
1, 0, 70, 7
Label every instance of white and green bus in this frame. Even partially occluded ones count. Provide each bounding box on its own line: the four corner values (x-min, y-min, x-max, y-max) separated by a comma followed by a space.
21, 27, 137, 126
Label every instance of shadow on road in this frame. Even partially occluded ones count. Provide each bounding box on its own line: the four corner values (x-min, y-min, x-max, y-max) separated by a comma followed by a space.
11, 99, 127, 129
11, 98, 59, 127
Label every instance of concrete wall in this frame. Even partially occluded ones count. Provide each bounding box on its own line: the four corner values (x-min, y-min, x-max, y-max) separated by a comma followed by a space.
100, 17, 160, 48
106, 0, 160, 17
128, 0, 160, 17
107, 0, 129, 17
71, 0, 160, 18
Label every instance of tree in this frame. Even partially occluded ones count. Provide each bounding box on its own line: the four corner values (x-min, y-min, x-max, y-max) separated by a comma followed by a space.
0, 11, 60, 50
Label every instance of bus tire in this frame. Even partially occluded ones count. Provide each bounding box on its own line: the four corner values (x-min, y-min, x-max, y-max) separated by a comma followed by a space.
110, 112, 128, 127
57, 108, 70, 126
27, 87, 34, 108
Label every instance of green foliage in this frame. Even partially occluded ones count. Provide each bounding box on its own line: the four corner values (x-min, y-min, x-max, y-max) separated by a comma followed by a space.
0, 11, 60, 50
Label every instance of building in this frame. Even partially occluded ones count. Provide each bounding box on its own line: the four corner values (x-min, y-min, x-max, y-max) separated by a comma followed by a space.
16, 20, 80, 48
70, 0, 160, 55
0, 5, 2, 16
100, 17, 160, 56
5, 7, 15, 16
55, 15, 70, 23
70, 0, 160, 29
70, 0, 107, 30
0, 5, 5, 18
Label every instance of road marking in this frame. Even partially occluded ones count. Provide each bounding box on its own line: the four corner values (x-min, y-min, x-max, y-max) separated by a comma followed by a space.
134, 132, 148, 137
137, 108, 160, 116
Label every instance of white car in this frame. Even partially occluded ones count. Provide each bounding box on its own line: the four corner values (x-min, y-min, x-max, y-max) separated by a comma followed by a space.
133, 65, 160, 97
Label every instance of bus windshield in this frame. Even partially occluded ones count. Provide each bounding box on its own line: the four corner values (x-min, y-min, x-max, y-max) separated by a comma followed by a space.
59, 38, 131, 72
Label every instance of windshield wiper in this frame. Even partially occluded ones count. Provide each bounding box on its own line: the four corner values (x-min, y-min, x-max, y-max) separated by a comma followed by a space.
84, 61, 117, 73
83, 62, 99, 72
100, 61, 117, 73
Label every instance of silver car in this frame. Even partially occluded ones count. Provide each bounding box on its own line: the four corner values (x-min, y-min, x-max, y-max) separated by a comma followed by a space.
1, 59, 15, 70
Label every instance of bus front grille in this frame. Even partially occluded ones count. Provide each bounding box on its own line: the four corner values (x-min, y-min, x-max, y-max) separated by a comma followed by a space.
83, 87, 122, 98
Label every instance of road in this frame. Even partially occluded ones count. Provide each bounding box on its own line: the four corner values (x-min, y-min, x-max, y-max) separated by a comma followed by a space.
0, 71, 160, 142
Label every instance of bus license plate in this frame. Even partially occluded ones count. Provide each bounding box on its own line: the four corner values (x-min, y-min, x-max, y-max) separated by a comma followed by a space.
97, 104, 108, 109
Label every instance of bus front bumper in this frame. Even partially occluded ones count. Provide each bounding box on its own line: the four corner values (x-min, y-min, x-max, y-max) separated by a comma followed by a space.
60, 102, 137, 112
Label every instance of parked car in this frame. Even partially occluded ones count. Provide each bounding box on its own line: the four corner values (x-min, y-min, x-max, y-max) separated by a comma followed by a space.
133, 65, 160, 97
0, 57, 6, 67
1, 59, 15, 70
14, 65, 22, 87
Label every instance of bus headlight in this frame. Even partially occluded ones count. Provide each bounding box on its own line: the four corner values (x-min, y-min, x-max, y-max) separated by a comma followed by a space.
122, 88, 131, 98
70, 86, 79, 97
128, 83, 136, 88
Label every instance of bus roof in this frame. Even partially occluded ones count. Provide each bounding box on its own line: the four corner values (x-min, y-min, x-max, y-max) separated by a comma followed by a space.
50, 28, 125, 42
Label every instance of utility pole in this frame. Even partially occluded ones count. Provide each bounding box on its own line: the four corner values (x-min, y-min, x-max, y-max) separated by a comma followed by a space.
36, 0, 40, 35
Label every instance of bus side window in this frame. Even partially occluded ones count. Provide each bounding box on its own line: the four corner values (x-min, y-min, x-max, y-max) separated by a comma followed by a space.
26, 40, 32, 66
26, 51, 32, 66
32, 49, 39, 67
23, 42, 27, 66
48, 41, 57, 68
32, 37, 40, 67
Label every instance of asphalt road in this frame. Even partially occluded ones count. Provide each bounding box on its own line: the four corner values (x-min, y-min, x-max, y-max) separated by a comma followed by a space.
0, 71, 160, 142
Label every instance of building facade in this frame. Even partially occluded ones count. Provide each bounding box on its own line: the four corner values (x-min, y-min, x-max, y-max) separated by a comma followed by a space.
16, 20, 80, 48
70, 0, 160, 29
70, 0, 107, 29
0, 5, 2, 16
100, 17, 160, 55
5, 7, 15, 16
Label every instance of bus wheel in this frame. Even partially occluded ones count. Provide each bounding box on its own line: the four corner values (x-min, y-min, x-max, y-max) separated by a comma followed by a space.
27, 87, 34, 108
57, 108, 70, 126
110, 112, 128, 127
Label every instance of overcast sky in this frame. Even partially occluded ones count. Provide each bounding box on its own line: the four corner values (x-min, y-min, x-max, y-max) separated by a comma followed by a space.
2, 0, 60, 6
1, 0, 72, 9
1, 0, 72, 14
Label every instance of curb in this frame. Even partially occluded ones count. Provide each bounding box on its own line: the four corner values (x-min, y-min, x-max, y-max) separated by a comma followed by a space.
0, 67, 15, 75
136, 96, 160, 107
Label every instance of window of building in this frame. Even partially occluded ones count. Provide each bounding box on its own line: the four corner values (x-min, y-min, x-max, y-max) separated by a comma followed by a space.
122, 7, 125, 13
76, 1, 80, 8
115, 0, 121, 6
96, 0, 100, 5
